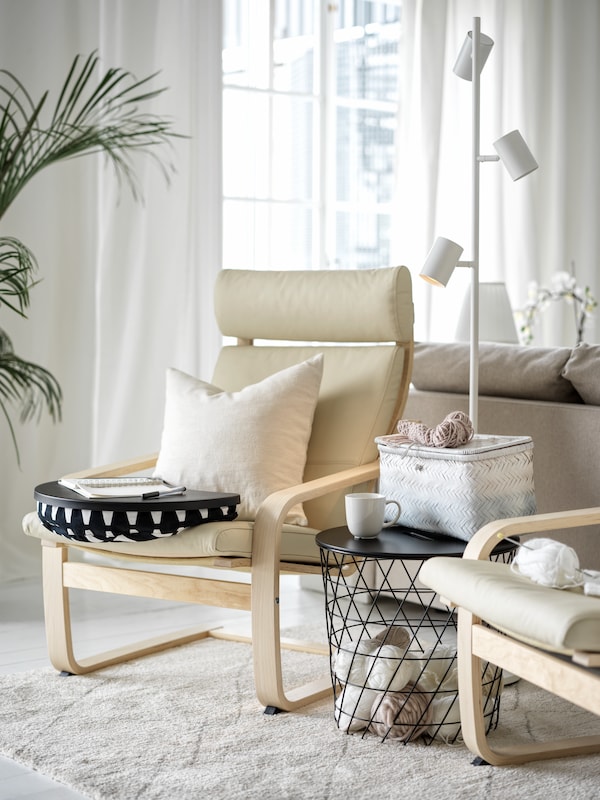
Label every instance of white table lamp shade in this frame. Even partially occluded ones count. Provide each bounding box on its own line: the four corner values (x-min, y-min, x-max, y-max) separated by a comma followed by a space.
455, 282, 519, 343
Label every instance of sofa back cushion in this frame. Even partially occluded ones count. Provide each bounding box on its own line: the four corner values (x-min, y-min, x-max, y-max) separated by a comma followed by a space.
411, 342, 582, 403
561, 344, 600, 405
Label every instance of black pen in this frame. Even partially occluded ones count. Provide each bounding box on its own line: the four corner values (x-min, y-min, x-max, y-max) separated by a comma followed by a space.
142, 486, 186, 500
404, 530, 435, 540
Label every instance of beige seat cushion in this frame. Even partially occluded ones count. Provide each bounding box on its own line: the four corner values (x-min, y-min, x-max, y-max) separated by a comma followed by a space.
22, 510, 321, 563
419, 557, 600, 654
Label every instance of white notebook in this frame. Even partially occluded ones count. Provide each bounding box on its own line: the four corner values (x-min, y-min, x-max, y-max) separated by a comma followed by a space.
58, 477, 186, 499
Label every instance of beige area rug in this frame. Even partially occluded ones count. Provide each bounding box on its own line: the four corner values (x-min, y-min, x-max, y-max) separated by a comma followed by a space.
1, 635, 599, 800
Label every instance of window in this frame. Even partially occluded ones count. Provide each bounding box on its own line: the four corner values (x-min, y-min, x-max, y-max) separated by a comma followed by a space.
222, 0, 402, 270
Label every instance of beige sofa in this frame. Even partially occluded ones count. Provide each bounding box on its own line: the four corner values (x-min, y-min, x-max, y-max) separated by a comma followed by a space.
403, 341, 600, 569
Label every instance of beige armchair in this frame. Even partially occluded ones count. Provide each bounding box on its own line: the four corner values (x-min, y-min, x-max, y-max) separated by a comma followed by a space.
419, 508, 600, 764
23, 267, 414, 712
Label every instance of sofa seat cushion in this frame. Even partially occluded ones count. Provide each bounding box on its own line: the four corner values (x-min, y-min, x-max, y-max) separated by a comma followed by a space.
22, 511, 321, 564
419, 557, 600, 654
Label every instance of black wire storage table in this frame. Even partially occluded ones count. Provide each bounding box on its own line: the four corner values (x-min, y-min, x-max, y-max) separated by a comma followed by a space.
316, 525, 516, 744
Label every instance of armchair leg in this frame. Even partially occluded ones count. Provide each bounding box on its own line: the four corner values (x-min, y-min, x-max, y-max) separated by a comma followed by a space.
457, 609, 600, 766
41, 541, 332, 709
250, 558, 331, 712
457, 609, 501, 764
41, 542, 213, 674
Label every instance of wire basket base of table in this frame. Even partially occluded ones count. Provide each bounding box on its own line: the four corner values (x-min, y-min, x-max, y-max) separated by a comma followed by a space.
318, 529, 514, 744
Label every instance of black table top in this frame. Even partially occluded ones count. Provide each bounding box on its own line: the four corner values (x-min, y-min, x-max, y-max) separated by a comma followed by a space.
34, 481, 240, 512
316, 525, 517, 560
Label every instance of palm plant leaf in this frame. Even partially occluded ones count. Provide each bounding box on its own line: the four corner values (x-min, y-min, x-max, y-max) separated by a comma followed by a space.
0, 328, 62, 465
0, 51, 179, 219
0, 236, 37, 316
0, 52, 179, 460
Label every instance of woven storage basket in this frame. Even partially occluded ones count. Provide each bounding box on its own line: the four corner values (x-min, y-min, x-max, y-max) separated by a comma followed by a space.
376, 434, 536, 541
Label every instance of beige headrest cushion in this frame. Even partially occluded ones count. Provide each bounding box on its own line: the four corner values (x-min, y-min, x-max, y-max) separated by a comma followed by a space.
214, 267, 413, 343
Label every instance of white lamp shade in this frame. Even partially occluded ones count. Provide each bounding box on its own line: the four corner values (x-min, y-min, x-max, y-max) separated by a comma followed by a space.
453, 30, 494, 81
493, 130, 538, 180
420, 237, 464, 287
455, 282, 519, 343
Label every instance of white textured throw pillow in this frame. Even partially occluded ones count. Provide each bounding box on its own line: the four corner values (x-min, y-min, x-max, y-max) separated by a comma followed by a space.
154, 354, 324, 524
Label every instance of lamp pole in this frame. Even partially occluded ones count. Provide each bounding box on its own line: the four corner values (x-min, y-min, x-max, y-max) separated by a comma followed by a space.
470, 16, 481, 434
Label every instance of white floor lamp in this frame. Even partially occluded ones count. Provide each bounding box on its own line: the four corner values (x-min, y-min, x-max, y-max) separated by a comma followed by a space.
420, 17, 538, 433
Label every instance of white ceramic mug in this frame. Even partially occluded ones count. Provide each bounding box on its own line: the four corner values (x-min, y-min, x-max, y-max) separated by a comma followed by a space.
345, 492, 401, 539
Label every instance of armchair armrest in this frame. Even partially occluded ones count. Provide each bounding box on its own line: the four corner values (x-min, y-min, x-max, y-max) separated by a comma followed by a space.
64, 456, 376, 511
251, 459, 381, 707
63, 454, 377, 524
464, 507, 600, 562
255, 460, 380, 533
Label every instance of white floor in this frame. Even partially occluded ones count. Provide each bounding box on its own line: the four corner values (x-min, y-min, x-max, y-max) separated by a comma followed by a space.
0, 572, 326, 800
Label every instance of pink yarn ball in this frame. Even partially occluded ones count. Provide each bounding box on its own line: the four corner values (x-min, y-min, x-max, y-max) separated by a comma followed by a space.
396, 411, 474, 449
368, 684, 432, 742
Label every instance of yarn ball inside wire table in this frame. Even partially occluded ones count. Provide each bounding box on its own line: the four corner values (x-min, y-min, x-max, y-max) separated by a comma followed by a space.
316, 525, 516, 744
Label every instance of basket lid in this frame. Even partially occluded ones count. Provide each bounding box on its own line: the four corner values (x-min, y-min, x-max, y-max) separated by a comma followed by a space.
375, 433, 533, 458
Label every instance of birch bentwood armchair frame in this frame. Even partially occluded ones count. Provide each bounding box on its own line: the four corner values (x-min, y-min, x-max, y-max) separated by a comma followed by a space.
419, 507, 600, 765
23, 267, 414, 713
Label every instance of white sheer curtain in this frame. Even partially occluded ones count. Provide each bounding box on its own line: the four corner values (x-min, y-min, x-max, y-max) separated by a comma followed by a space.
0, 0, 222, 580
3, 0, 599, 582
393, 0, 600, 348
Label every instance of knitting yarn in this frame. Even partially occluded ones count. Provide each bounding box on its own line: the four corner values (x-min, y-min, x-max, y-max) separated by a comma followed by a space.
368, 684, 432, 741
333, 642, 416, 691
415, 643, 458, 693
332, 638, 380, 685
335, 684, 379, 732
333, 633, 417, 733
584, 569, 600, 596
396, 411, 474, 448
370, 625, 411, 650
333, 627, 411, 686
366, 645, 417, 691
511, 537, 584, 588
417, 643, 502, 695
427, 693, 462, 742
413, 643, 503, 741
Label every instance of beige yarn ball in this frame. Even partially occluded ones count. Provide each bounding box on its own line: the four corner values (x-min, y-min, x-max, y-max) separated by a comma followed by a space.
396, 411, 474, 448
368, 684, 432, 741
370, 625, 410, 651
